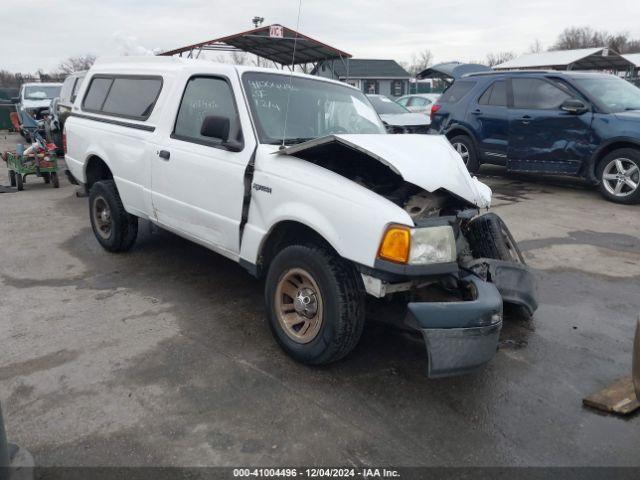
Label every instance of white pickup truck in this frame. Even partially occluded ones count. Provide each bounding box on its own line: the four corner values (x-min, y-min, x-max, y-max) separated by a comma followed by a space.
65, 57, 537, 377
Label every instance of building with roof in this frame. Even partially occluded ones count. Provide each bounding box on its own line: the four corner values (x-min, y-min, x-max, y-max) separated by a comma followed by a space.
494, 47, 634, 72
313, 59, 411, 97
159, 24, 352, 72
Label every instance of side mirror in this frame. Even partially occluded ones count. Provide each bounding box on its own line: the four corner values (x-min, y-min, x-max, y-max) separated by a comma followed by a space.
201, 115, 229, 140
561, 98, 588, 114
11, 97, 20, 104
200, 115, 243, 152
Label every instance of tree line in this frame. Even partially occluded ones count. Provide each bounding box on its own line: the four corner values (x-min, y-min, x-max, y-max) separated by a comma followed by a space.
0, 55, 96, 88
404, 26, 640, 73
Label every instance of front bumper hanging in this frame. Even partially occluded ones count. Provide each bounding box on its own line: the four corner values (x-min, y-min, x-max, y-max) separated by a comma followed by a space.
406, 275, 503, 378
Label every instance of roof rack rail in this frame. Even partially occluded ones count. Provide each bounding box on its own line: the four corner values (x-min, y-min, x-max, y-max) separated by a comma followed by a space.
463, 69, 561, 78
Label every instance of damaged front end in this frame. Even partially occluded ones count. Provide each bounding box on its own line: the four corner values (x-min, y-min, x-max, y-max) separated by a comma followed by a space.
277, 134, 537, 377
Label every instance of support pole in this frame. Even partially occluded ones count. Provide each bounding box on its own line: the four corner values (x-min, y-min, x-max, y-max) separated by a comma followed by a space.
0, 403, 9, 480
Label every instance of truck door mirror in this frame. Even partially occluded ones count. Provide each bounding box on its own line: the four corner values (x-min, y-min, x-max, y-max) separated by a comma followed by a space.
201, 115, 230, 140
200, 115, 243, 152
561, 98, 587, 114
11, 97, 20, 104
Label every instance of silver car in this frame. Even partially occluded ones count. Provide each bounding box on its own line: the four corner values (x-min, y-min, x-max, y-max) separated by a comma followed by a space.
396, 93, 441, 114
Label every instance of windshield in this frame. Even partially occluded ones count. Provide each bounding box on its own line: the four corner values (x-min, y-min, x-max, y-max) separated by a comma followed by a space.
367, 95, 410, 115
24, 85, 61, 100
242, 72, 385, 144
574, 76, 640, 113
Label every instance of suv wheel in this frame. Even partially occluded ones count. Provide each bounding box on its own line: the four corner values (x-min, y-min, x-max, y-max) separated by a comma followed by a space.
597, 149, 640, 204
265, 245, 365, 365
89, 180, 138, 252
449, 135, 479, 173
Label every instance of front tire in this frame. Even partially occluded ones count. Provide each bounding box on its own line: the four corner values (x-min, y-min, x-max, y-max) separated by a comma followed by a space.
265, 245, 365, 365
597, 149, 640, 204
449, 134, 479, 173
9, 170, 16, 187
89, 180, 138, 252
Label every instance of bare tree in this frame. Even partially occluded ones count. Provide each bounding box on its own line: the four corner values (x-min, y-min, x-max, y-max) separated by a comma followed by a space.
527, 39, 544, 53
403, 49, 433, 76
550, 26, 640, 53
58, 54, 96, 75
485, 51, 516, 67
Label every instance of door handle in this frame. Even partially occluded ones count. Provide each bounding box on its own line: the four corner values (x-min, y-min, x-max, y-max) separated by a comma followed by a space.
158, 150, 170, 160
520, 115, 531, 125
472, 109, 482, 115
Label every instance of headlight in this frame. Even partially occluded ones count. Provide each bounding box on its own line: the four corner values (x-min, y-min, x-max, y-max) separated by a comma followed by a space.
409, 225, 456, 264
378, 224, 456, 265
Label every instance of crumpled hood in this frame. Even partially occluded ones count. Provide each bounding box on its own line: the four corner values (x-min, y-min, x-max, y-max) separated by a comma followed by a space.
276, 134, 492, 208
21, 98, 52, 110
380, 112, 431, 127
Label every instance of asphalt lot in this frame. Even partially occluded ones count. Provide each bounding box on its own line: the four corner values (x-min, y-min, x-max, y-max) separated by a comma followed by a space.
1, 130, 639, 467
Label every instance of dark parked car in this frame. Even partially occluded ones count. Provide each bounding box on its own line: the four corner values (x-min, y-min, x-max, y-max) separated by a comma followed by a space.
429, 70, 640, 204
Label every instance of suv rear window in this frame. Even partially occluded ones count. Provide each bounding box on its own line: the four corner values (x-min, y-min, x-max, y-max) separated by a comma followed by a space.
439, 81, 476, 103
82, 75, 162, 120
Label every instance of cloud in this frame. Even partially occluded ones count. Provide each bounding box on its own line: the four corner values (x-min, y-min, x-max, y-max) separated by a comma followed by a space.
0, 0, 639, 72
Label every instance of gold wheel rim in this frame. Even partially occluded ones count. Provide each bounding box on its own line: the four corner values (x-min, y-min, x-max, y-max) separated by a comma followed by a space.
275, 268, 323, 344
92, 196, 112, 240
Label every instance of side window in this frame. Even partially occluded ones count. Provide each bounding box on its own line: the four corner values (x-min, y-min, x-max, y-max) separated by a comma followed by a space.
512, 78, 571, 109
396, 97, 409, 106
478, 81, 506, 106
83, 77, 113, 111
82, 76, 162, 119
71, 77, 85, 103
173, 76, 241, 146
489, 80, 506, 106
409, 97, 429, 107
101, 78, 162, 119
478, 84, 494, 105
439, 81, 476, 103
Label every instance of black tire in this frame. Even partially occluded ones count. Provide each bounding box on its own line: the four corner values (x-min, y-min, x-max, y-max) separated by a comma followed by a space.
16, 173, 23, 191
89, 180, 138, 252
9, 170, 16, 187
265, 244, 365, 365
449, 134, 479, 173
50, 171, 59, 188
465, 213, 525, 264
596, 148, 640, 204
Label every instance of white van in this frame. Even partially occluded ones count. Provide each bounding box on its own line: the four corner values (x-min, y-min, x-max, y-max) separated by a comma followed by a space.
65, 57, 537, 377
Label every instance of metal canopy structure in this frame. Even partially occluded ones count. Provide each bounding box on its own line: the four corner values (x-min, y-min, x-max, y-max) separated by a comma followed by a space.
158, 24, 352, 70
494, 48, 634, 71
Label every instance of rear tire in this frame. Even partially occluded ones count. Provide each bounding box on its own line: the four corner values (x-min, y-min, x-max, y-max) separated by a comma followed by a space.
265, 244, 365, 365
50, 171, 60, 188
16, 173, 23, 191
596, 148, 640, 204
449, 134, 479, 173
89, 180, 138, 252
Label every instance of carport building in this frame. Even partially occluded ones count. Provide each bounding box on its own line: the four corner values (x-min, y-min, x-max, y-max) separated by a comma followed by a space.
494, 47, 634, 72
313, 59, 411, 98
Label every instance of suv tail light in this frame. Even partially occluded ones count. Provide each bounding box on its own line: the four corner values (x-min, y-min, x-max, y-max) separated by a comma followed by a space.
430, 104, 441, 121
62, 128, 67, 154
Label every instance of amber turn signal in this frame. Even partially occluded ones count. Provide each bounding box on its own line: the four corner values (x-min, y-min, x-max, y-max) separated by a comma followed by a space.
378, 225, 411, 264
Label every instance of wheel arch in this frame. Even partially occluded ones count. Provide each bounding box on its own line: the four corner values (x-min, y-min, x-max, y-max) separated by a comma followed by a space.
444, 124, 478, 145
253, 220, 341, 278
587, 138, 640, 182
84, 154, 113, 191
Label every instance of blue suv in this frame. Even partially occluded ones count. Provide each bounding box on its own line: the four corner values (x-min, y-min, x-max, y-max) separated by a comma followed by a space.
429, 70, 640, 204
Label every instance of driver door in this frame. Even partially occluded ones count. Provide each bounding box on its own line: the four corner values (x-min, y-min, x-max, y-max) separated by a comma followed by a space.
151, 74, 255, 257
507, 77, 593, 174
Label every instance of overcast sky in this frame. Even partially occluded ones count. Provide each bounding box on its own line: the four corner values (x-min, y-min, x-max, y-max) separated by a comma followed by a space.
2, 0, 640, 72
